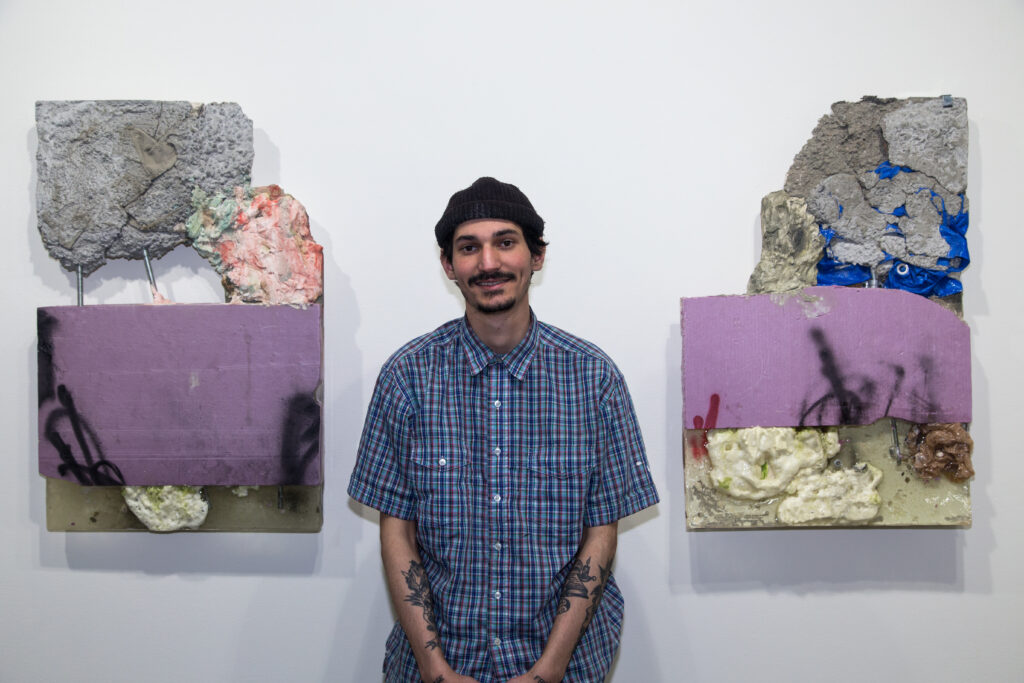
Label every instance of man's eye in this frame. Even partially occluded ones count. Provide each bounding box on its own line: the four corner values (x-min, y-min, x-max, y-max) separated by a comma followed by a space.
500, 239, 514, 248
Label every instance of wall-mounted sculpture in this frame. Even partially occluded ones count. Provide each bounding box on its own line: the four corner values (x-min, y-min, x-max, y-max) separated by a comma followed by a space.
683, 96, 973, 529
35, 101, 324, 533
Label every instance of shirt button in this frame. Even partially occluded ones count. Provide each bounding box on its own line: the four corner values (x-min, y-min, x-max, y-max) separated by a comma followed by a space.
493, 447, 501, 455
492, 493, 502, 503
493, 637, 501, 647
493, 541, 502, 551
438, 458, 447, 466
493, 590, 501, 600
493, 400, 501, 408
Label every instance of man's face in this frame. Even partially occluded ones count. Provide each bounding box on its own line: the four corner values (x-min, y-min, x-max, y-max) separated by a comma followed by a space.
441, 219, 545, 316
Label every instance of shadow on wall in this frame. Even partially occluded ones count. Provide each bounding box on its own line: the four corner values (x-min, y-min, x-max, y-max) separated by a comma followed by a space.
607, 537, 678, 682
63, 532, 320, 574
252, 128, 280, 188
314, 214, 368, 579
685, 528, 964, 592
665, 323, 988, 594
320, 501, 395, 680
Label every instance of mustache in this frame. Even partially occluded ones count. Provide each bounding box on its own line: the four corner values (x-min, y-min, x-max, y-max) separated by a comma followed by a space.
468, 271, 515, 286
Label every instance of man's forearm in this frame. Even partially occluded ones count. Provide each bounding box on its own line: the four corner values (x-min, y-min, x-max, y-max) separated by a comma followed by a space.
380, 513, 460, 682
522, 522, 618, 682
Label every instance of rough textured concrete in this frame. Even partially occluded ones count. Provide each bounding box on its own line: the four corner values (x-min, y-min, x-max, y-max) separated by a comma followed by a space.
784, 96, 911, 200
883, 97, 968, 194
806, 173, 889, 266
776, 96, 969, 278
747, 191, 824, 294
36, 101, 253, 275
900, 190, 956, 266
805, 169, 962, 271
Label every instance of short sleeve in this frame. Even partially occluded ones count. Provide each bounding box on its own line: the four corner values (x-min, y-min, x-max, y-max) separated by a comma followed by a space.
583, 366, 660, 527
347, 367, 417, 519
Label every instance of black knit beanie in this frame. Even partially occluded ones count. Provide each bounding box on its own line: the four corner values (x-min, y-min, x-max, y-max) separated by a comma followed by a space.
434, 177, 545, 248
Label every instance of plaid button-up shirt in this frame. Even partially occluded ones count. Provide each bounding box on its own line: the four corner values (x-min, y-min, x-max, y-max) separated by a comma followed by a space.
349, 314, 659, 682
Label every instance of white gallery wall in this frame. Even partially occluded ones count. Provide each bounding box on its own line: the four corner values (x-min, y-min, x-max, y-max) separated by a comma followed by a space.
2, 1, 1022, 680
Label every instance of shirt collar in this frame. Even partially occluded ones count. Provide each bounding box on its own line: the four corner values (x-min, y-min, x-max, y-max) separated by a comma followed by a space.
460, 311, 540, 381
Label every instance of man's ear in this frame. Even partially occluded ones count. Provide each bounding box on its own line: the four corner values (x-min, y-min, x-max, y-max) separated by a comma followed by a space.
531, 246, 546, 272
440, 250, 457, 280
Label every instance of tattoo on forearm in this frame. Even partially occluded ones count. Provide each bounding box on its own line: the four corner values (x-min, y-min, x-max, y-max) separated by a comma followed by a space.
557, 556, 596, 614
401, 560, 440, 651
431, 677, 444, 683
533, 676, 549, 683
579, 563, 612, 640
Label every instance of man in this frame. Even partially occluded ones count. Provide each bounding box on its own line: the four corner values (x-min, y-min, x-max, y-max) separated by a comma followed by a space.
348, 177, 659, 682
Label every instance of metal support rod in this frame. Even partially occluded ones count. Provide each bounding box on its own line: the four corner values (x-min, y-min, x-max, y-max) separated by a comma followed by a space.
142, 247, 157, 290
76, 265, 84, 307
889, 419, 902, 464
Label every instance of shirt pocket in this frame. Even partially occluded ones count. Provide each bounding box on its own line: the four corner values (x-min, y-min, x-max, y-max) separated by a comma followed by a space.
409, 444, 467, 546
522, 447, 596, 543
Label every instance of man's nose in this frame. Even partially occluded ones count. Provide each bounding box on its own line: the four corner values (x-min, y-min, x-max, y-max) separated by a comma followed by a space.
479, 244, 499, 270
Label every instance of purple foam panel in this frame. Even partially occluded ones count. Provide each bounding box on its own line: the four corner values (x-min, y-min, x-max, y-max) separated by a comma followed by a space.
681, 287, 971, 429
38, 304, 322, 486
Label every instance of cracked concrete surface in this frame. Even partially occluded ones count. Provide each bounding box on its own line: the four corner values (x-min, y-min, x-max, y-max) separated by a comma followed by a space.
763, 95, 968, 283
35, 101, 253, 275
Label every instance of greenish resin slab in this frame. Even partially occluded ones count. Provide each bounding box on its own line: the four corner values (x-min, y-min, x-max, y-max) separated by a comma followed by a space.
46, 479, 322, 532
684, 418, 971, 529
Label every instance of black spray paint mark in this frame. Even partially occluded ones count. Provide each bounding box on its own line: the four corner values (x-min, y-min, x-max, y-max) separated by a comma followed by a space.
44, 384, 125, 486
279, 393, 321, 485
800, 328, 874, 426
882, 363, 906, 416
37, 310, 58, 407
907, 356, 941, 422
799, 327, 943, 427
